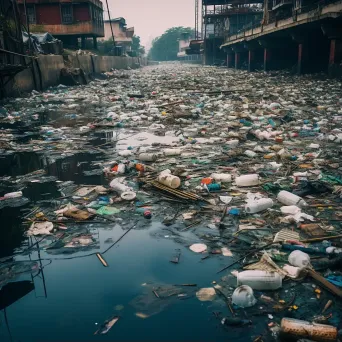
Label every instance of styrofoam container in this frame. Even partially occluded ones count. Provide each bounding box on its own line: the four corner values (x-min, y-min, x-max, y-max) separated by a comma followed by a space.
235, 174, 259, 187
237, 270, 282, 290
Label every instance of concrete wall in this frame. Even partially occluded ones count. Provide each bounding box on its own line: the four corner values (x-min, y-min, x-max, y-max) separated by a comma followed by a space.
8, 55, 147, 97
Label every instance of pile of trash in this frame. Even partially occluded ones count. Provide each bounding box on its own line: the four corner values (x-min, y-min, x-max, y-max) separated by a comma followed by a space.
1, 64, 342, 340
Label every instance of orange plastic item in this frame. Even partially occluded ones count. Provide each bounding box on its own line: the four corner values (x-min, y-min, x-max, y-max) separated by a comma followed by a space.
201, 178, 212, 185
275, 136, 283, 143
136, 163, 145, 172
111, 165, 119, 172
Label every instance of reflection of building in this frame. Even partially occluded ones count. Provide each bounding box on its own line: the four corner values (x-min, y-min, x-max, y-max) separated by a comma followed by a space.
202, 0, 263, 65
16, 0, 104, 49
101, 17, 134, 54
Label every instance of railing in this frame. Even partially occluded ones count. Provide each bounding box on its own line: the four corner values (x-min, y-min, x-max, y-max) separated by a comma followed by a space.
205, 5, 263, 15
225, 0, 342, 42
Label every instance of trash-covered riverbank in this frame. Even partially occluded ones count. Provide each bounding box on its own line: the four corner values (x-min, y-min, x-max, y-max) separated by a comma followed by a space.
0, 64, 342, 341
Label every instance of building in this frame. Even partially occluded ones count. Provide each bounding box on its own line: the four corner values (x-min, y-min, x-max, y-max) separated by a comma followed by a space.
202, 0, 263, 65
221, 0, 342, 76
177, 32, 203, 62
16, 0, 104, 49
177, 32, 191, 59
101, 17, 134, 54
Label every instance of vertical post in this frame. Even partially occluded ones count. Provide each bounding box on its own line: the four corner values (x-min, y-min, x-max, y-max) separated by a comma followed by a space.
204, 4, 207, 64
227, 53, 233, 68
248, 50, 255, 72
235, 52, 240, 69
23, 0, 33, 54
104, 0, 116, 51
93, 37, 98, 50
297, 43, 303, 75
81, 36, 86, 49
264, 47, 271, 71
329, 39, 336, 65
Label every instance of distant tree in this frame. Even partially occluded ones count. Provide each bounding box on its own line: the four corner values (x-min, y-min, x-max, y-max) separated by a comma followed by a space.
131, 35, 145, 56
148, 27, 194, 61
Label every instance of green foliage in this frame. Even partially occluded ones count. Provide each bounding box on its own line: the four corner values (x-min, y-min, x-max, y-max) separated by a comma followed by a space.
131, 35, 145, 56
148, 27, 194, 61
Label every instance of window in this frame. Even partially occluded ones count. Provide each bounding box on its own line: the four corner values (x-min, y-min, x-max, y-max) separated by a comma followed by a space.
27, 6, 36, 24
61, 5, 73, 24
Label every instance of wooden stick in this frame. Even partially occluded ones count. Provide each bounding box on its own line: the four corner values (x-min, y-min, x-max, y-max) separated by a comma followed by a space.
96, 253, 108, 267
217, 241, 276, 274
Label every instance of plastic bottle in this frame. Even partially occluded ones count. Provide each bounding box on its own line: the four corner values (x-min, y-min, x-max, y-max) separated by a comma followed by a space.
221, 317, 251, 327
157, 173, 181, 189
138, 153, 157, 162
207, 183, 221, 191
235, 174, 259, 187
288, 250, 311, 268
210, 173, 232, 183
280, 318, 337, 341
245, 198, 273, 213
237, 270, 282, 290
277, 190, 307, 207
163, 148, 181, 156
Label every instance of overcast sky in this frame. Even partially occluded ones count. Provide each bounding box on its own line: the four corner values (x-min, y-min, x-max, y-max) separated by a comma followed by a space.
106, 0, 196, 50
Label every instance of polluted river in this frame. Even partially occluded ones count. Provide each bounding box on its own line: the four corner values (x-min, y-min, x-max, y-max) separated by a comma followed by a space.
0, 64, 342, 341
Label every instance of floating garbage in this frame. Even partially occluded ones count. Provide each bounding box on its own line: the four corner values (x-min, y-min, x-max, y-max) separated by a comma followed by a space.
231, 285, 257, 308
189, 243, 207, 253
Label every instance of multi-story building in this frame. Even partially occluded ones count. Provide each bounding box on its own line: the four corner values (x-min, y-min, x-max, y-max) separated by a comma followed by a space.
221, 0, 342, 76
202, 0, 263, 65
16, 0, 104, 49
101, 17, 134, 55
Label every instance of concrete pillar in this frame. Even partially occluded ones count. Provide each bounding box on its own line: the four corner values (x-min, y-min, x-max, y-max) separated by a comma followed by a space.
93, 37, 98, 50
248, 50, 255, 72
328, 39, 341, 77
235, 52, 240, 69
264, 48, 271, 71
227, 53, 233, 68
81, 37, 86, 50
297, 43, 303, 75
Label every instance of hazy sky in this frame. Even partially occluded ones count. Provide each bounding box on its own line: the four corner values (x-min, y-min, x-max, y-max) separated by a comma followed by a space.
106, 0, 196, 49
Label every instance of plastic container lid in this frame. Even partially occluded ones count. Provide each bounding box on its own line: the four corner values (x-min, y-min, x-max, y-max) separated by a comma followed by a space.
121, 191, 136, 201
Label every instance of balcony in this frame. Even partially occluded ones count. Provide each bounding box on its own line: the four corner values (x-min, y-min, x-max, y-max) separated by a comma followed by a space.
17, 0, 103, 9
272, 0, 293, 10
30, 21, 104, 37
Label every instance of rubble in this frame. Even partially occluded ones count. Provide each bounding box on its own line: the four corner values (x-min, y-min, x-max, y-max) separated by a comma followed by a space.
1, 64, 342, 340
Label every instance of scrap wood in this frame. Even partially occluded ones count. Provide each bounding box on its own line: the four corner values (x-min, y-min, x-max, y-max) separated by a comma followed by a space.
150, 180, 208, 202
306, 269, 342, 298
301, 234, 342, 243
217, 241, 277, 274
156, 100, 184, 108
